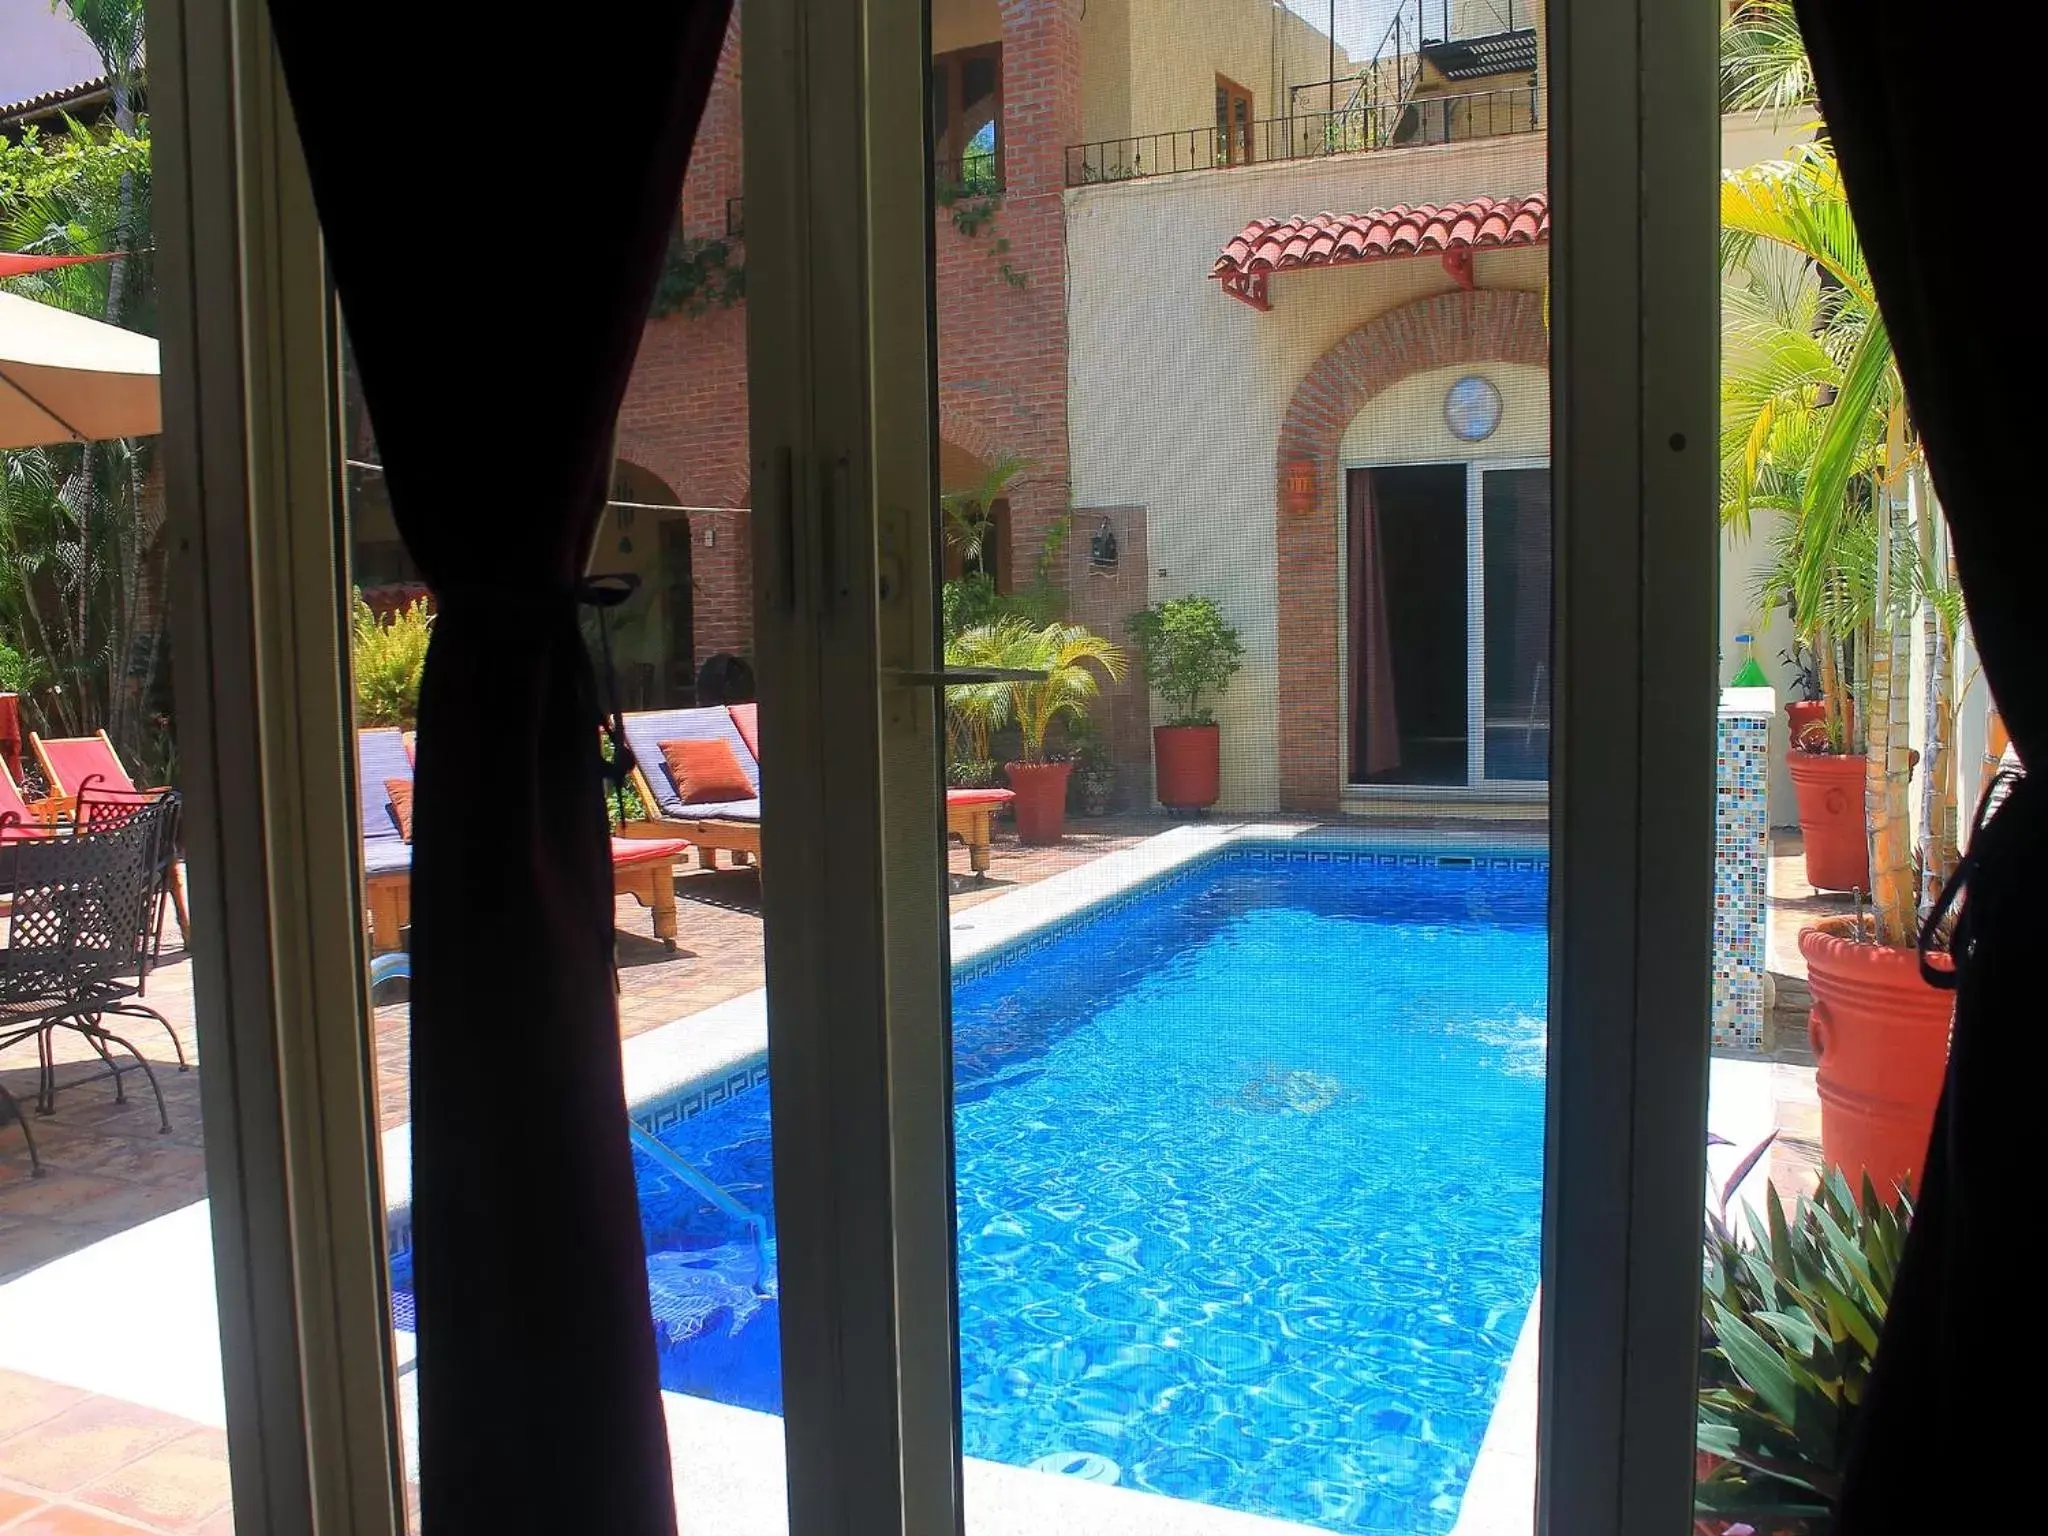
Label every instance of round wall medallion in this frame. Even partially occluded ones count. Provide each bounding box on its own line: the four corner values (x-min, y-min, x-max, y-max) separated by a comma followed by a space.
1444, 375, 1504, 442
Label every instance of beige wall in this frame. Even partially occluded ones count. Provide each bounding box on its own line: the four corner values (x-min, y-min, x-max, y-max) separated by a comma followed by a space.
1338, 362, 1548, 465
1065, 131, 1546, 809
1080, 0, 1134, 145
1122, 0, 1351, 153
931, 0, 1000, 57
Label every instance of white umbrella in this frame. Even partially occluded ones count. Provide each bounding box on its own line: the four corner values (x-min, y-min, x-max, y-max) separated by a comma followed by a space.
0, 288, 160, 449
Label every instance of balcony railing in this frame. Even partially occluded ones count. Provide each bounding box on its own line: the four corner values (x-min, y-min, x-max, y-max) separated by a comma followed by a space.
1062, 86, 1537, 189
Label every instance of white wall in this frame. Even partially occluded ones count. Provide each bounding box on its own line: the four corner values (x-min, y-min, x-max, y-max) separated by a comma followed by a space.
1065, 132, 1546, 809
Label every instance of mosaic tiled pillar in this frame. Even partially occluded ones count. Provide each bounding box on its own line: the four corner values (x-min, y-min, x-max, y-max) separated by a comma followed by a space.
1713, 688, 1773, 1049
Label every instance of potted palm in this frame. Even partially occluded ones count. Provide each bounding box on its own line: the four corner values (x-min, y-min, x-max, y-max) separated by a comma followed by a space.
952, 618, 1123, 844
1722, 131, 1963, 1196
1125, 595, 1245, 814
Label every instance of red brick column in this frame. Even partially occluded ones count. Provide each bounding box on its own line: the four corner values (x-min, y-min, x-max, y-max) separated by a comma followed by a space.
1274, 289, 1549, 811
930, 0, 1081, 572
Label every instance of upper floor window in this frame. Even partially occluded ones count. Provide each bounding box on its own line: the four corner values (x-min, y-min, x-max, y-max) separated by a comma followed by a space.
1216, 75, 1254, 166
933, 44, 1002, 192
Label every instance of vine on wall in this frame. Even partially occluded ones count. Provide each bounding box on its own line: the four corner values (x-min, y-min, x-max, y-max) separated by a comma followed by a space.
649, 231, 747, 318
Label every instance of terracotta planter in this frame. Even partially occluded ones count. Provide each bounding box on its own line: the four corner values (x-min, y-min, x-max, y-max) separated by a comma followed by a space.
1801, 917, 1954, 1197
1784, 699, 1829, 752
1153, 724, 1221, 811
1785, 750, 1869, 893
1005, 760, 1072, 844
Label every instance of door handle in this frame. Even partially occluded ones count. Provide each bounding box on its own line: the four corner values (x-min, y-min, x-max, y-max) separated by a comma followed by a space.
884, 667, 1047, 687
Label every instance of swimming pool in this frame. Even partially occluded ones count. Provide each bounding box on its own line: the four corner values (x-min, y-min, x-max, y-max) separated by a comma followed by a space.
411, 842, 1548, 1533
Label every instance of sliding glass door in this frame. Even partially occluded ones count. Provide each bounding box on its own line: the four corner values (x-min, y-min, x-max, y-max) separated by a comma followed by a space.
1347, 460, 1552, 794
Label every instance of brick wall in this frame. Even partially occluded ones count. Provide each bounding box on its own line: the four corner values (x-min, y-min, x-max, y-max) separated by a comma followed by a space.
618, 0, 1083, 669
1274, 288, 1549, 812
617, 11, 753, 662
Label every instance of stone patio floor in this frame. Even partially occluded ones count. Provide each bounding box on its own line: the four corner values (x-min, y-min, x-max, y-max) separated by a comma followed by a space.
0, 818, 1848, 1533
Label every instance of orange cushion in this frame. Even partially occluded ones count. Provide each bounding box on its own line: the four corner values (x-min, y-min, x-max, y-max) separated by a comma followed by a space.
384, 778, 415, 841
659, 738, 754, 806
946, 788, 1014, 807
727, 702, 760, 761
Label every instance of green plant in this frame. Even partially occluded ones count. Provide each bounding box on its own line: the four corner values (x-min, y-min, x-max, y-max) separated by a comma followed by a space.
941, 619, 1017, 767
940, 454, 1024, 577
0, 0, 169, 773
351, 591, 433, 727
1125, 596, 1245, 727
951, 618, 1123, 764
1720, 131, 1962, 942
648, 230, 746, 318
1696, 1166, 1911, 1521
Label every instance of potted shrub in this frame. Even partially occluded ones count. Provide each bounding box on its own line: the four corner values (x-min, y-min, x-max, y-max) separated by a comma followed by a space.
952, 618, 1123, 844
1067, 723, 1117, 817
1724, 137, 1964, 1195
1125, 595, 1244, 814
1695, 1162, 1911, 1534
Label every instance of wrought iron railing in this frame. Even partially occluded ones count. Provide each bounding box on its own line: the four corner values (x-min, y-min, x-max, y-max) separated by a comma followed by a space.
934, 149, 1003, 199
1062, 86, 1537, 189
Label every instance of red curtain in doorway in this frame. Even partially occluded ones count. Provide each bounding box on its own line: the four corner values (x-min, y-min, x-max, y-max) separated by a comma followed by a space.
1347, 468, 1401, 779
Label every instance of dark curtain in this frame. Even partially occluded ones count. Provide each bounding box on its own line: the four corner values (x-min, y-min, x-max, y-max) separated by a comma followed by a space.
262, 7, 731, 1530
1346, 469, 1400, 780
1794, 4, 2042, 1527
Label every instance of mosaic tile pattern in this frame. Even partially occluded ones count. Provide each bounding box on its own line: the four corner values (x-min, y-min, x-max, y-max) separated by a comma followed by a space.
1714, 705, 1772, 1049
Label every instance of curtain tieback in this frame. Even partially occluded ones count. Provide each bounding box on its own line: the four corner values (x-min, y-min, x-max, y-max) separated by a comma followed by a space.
1919, 760, 2036, 989
578, 575, 642, 822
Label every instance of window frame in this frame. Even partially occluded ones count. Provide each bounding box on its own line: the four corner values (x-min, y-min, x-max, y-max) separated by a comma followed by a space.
1215, 72, 1255, 165
932, 42, 1005, 189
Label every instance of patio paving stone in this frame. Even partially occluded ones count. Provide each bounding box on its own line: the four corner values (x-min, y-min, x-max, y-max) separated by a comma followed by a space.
0, 1397, 189, 1497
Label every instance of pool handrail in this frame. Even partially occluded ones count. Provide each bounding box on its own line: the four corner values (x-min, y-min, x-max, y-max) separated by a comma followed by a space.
628, 1121, 772, 1297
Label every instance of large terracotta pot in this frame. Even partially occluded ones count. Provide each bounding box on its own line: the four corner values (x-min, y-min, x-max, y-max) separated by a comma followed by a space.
1153, 724, 1221, 811
1784, 698, 1829, 752
1005, 760, 1072, 844
1786, 749, 1869, 892
1801, 917, 1954, 1197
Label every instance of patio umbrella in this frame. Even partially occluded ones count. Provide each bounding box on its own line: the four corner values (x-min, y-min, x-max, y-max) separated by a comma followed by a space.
0, 288, 160, 449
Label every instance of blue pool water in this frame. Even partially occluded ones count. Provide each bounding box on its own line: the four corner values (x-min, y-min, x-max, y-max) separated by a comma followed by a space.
401, 845, 1548, 1533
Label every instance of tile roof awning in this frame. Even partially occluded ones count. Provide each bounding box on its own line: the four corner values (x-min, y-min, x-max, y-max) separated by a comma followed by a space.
1210, 193, 1548, 311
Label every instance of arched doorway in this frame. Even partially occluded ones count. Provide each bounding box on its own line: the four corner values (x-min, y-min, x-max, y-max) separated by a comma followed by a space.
1273, 290, 1550, 810
600, 460, 694, 709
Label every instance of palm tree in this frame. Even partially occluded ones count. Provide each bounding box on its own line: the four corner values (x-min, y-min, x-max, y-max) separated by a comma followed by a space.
948, 618, 1124, 765
1721, 142, 1962, 944
939, 453, 1024, 579
942, 618, 1020, 769
56, 0, 148, 327
1719, 0, 1815, 116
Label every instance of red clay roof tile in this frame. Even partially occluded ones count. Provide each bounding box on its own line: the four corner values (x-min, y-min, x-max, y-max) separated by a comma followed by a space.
1212, 193, 1548, 310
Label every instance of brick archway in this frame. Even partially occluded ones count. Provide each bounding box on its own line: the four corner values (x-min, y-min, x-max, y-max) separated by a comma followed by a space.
1274, 289, 1549, 811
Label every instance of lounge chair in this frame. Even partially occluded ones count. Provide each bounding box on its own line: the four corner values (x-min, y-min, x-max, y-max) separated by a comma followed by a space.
27, 730, 190, 940
619, 704, 1015, 880
0, 757, 70, 837
355, 727, 691, 955
618, 706, 763, 871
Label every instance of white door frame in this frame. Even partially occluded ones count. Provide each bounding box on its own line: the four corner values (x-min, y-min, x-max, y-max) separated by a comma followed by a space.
1337, 454, 1551, 798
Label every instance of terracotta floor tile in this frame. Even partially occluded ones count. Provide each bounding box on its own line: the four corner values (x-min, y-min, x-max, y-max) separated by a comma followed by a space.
0, 1173, 130, 1224
77, 1428, 230, 1530
191, 1507, 238, 1536
0, 1371, 89, 1441
3, 1504, 170, 1534
0, 1397, 189, 1496
0, 1483, 49, 1521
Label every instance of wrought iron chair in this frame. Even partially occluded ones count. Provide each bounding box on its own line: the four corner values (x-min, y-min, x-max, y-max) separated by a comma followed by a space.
0, 815, 175, 1174
75, 786, 187, 999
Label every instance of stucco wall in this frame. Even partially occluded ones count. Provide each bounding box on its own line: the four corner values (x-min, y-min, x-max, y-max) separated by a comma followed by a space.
1338, 362, 1549, 465
933, 0, 1003, 57
1123, 0, 1349, 155
1065, 132, 1547, 810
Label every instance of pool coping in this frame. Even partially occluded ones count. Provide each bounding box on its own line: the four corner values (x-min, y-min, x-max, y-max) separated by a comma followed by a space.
377, 820, 1552, 1534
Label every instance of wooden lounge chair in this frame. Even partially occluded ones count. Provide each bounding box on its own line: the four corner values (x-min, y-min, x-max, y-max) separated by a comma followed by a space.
0, 756, 70, 838
620, 704, 1014, 880
619, 706, 763, 871
355, 728, 690, 955
25, 731, 190, 938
